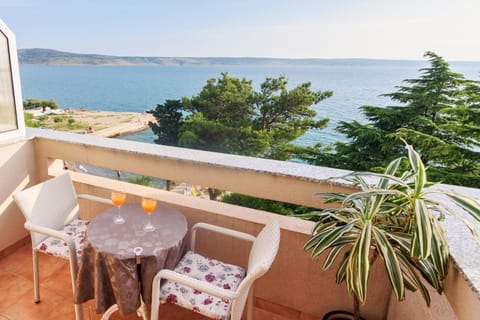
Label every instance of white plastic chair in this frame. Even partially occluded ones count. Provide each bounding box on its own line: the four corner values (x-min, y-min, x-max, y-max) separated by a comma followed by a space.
13, 173, 112, 320
150, 219, 280, 320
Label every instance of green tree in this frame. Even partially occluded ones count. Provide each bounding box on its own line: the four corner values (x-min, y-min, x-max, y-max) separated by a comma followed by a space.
128, 175, 153, 187
221, 192, 314, 217
148, 99, 184, 146
23, 98, 59, 112
150, 72, 332, 160
299, 52, 480, 187
150, 73, 332, 202
253, 76, 331, 159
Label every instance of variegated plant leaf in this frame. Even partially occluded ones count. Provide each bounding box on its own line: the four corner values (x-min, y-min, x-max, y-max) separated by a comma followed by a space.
372, 227, 404, 300
411, 199, 432, 259
323, 244, 348, 270
346, 220, 372, 303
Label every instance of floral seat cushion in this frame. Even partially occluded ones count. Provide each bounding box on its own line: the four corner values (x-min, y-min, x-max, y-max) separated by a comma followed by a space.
160, 251, 246, 320
35, 219, 89, 260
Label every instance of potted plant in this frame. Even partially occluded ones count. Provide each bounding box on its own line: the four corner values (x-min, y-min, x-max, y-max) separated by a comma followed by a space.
304, 142, 480, 320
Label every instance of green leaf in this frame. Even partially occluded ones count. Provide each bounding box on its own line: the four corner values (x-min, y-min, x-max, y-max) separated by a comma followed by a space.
304, 227, 334, 252
305, 223, 355, 258
344, 189, 406, 204
396, 251, 432, 306
346, 220, 372, 303
379, 157, 403, 189
388, 232, 413, 252
347, 171, 410, 188
311, 221, 337, 234
372, 227, 405, 300
415, 258, 442, 292
411, 199, 432, 259
429, 217, 449, 279
323, 245, 348, 270
314, 192, 347, 203
445, 192, 480, 222
336, 251, 349, 284
406, 143, 426, 196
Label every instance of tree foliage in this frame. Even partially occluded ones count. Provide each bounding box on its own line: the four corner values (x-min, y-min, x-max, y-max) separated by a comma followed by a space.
149, 72, 331, 160
221, 193, 314, 216
299, 52, 480, 187
148, 99, 184, 146
23, 98, 59, 112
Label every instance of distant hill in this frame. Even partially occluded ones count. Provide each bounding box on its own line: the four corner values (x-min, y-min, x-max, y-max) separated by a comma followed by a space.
18, 48, 412, 66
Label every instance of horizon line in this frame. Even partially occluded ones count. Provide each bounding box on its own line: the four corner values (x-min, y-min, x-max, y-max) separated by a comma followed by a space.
18, 48, 480, 63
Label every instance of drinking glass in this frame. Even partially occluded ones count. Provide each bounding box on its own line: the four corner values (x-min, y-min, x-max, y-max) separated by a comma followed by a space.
141, 197, 157, 232
111, 191, 126, 224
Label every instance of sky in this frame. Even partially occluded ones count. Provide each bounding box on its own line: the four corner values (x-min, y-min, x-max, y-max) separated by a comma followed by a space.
1, 0, 479, 61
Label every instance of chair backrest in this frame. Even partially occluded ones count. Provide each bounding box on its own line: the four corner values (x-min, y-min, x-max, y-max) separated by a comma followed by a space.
231, 219, 280, 320
13, 173, 80, 246
247, 219, 280, 276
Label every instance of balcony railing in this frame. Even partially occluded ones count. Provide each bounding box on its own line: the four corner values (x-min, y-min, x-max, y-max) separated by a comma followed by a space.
1, 127, 479, 319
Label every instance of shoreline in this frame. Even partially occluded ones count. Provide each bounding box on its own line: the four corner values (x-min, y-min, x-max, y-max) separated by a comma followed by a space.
27, 108, 155, 138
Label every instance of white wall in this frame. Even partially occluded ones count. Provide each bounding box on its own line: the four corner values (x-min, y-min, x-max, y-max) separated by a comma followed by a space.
0, 139, 36, 251
387, 283, 457, 320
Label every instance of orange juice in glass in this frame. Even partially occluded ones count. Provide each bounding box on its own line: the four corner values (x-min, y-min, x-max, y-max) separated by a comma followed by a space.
111, 191, 126, 224
141, 197, 157, 232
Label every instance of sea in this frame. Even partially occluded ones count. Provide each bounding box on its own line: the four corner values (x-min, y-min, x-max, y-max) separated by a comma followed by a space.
19, 60, 480, 147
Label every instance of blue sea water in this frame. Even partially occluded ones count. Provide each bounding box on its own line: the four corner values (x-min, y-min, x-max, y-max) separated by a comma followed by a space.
19, 60, 480, 146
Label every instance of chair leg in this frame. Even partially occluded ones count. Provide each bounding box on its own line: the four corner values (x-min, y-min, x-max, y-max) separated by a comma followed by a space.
66, 247, 83, 320
32, 249, 40, 303
74, 303, 84, 320
151, 275, 161, 320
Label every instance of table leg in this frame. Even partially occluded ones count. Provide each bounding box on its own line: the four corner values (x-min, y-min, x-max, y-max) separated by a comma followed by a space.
136, 295, 149, 320
135, 247, 149, 320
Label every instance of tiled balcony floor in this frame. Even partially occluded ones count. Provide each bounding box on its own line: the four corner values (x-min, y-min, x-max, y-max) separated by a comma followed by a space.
0, 244, 293, 320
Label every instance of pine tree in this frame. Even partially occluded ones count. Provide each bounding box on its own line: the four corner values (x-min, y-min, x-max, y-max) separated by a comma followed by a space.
150, 73, 332, 160
300, 52, 480, 187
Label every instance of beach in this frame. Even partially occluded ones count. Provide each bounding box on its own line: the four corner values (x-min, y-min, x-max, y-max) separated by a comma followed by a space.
27, 108, 155, 137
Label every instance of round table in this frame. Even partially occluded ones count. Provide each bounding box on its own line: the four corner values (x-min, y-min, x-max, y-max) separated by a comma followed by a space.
75, 203, 188, 316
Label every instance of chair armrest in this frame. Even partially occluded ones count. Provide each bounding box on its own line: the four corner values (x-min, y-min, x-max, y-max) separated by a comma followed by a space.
24, 221, 79, 266
152, 269, 240, 301
190, 222, 256, 251
24, 221, 77, 253
24, 221, 72, 242
77, 194, 112, 205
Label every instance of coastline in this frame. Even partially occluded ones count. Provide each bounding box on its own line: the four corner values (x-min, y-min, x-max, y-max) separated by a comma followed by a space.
27, 108, 155, 138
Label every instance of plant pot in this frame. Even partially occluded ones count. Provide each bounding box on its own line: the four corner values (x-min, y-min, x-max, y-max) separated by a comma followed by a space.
322, 310, 365, 320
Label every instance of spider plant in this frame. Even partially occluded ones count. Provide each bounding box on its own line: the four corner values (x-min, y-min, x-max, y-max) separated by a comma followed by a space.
304, 143, 480, 320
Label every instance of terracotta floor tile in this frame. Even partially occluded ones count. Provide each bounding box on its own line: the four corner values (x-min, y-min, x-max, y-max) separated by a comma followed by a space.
2, 284, 69, 320
44, 302, 76, 320
12, 253, 68, 284
0, 270, 32, 310
0, 245, 31, 273
41, 262, 75, 299
254, 308, 295, 320
1, 243, 287, 320
256, 297, 301, 319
